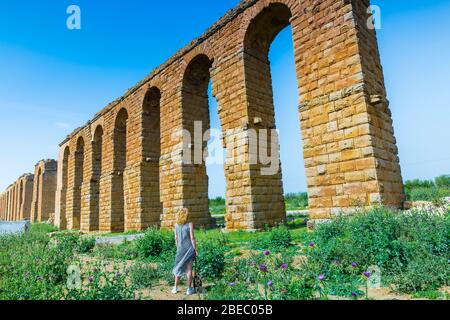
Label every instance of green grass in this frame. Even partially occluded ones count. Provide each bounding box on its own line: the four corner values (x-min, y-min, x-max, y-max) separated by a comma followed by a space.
405, 175, 450, 203
209, 193, 309, 216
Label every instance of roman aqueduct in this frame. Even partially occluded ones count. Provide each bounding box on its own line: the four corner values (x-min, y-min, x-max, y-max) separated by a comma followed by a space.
0, 0, 404, 232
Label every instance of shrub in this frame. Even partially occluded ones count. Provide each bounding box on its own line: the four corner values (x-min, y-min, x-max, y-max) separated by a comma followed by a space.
136, 228, 175, 259
66, 262, 135, 300
434, 175, 450, 188
197, 237, 226, 279
205, 251, 316, 300
77, 237, 96, 254
307, 207, 449, 295
285, 192, 309, 210
129, 263, 159, 289
0, 230, 78, 300
268, 226, 292, 249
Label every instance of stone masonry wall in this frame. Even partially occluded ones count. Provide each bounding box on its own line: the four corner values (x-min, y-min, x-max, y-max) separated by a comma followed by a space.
0, 174, 34, 221
30, 160, 57, 223
47, 0, 404, 232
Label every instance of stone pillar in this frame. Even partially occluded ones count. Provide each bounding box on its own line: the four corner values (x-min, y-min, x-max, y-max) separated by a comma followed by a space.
293, 0, 404, 221
31, 160, 57, 223
20, 174, 34, 220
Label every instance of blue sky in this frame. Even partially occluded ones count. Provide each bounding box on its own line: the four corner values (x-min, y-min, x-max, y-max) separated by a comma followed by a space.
0, 0, 449, 197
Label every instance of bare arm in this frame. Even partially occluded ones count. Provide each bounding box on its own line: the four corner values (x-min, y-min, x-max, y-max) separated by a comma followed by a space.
189, 223, 197, 256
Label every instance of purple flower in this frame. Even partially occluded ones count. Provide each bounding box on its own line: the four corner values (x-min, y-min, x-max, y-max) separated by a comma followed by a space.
309, 242, 316, 248
267, 280, 274, 287
318, 274, 326, 281
351, 262, 358, 268
280, 263, 288, 270
363, 272, 372, 279
228, 282, 235, 287
264, 250, 271, 256
88, 276, 94, 283
116, 272, 122, 278
351, 292, 359, 297
259, 264, 267, 272
93, 268, 98, 273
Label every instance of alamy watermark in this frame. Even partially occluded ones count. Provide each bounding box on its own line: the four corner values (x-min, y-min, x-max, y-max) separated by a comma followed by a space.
66, 5, 81, 30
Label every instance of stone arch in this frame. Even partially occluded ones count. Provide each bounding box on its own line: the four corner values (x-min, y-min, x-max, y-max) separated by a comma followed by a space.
239, 2, 298, 228
243, 2, 293, 61
90, 125, 103, 231
141, 87, 163, 226
180, 53, 215, 227
72, 137, 85, 229
112, 108, 129, 232
60, 146, 70, 229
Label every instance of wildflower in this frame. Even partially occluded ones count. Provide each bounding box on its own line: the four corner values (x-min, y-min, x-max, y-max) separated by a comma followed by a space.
318, 274, 326, 281
309, 242, 316, 248
351, 262, 358, 268
88, 276, 94, 283
351, 291, 359, 297
267, 280, 274, 287
228, 282, 235, 287
264, 250, 270, 256
280, 263, 288, 270
363, 272, 372, 279
259, 264, 267, 272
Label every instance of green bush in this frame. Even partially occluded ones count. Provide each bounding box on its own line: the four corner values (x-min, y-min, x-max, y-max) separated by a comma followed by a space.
435, 175, 450, 188
285, 192, 309, 210
0, 229, 79, 300
129, 263, 159, 289
197, 236, 226, 279
66, 262, 135, 300
77, 237, 96, 254
307, 207, 449, 295
209, 197, 226, 215
404, 175, 450, 202
269, 226, 292, 249
136, 228, 175, 259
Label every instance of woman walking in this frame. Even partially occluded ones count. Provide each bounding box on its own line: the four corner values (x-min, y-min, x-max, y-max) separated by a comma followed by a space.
172, 208, 198, 295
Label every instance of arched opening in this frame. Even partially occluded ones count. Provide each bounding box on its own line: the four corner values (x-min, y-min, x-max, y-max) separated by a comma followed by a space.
61, 147, 70, 229
91, 126, 103, 231
73, 137, 85, 229
112, 108, 128, 232
142, 87, 162, 226
206, 81, 227, 222
243, 3, 305, 227
181, 54, 215, 227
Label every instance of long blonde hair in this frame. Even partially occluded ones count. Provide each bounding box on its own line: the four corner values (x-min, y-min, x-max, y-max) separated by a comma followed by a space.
176, 208, 189, 226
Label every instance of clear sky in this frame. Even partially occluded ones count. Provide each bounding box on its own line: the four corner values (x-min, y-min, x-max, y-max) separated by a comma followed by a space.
0, 0, 449, 197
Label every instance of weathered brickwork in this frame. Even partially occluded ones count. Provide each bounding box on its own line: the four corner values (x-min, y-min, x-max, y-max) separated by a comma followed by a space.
2, 0, 408, 230
0, 174, 34, 221
30, 160, 57, 223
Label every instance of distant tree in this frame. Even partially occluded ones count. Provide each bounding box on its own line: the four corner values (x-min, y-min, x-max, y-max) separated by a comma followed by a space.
435, 175, 450, 188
